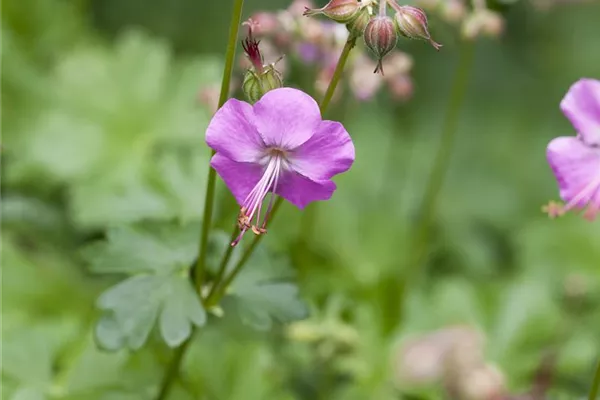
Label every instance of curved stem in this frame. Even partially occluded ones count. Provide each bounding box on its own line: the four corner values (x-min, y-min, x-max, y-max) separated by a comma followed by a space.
379, 0, 388, 16
209, 35, 358, 305
319, 36, 357, 115
589, 358, 600, 400
194, 0, 245, 294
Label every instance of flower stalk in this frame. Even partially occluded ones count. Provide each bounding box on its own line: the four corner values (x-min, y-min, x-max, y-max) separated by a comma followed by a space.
156, 1, 245, 399
389, 41, 474, 334
410, 41, 474, 272
194, 0, 245, 295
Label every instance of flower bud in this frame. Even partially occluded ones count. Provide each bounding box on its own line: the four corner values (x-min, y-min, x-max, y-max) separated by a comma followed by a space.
242, 66, 283, 103
303, 0, 360, 23
363, 16, 397, 75
394, 6, 442, 50
346, 7, 371, 38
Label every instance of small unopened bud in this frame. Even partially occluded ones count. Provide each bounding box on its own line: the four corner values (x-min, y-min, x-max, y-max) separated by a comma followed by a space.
394, 6, 442, 50
346, 7, 372, 38
363, 16, 397, 75
243, 65, 283, 103
241, 21, 284, 103
303, 0, 360, 23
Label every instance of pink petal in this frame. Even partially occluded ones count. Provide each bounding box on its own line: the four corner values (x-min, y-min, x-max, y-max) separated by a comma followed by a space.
210, 153, 263, 205
288, 120, 355, 180
275, 172, 336, 209
547, 136, 600, 209
560, 78, 600, 146
252, 88, 322, 150
205, 99, 265, 163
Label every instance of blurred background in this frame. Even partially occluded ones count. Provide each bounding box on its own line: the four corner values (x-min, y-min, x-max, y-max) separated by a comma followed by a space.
2, 0, 600, 399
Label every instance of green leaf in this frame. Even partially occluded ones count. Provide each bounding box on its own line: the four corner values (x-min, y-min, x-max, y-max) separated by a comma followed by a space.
83, 222, 199, 275
150, 149, 210, 224
8, 29, 220, 228
159, 277, 207, 347
227, 249, 307, 330
86, 222, 206, 350
96, 275, 206, 350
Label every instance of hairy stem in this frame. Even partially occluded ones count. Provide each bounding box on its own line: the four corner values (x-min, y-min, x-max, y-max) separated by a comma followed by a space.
194, 0, 245, 294
209, 35, 358, 305
590, 358, 600, 400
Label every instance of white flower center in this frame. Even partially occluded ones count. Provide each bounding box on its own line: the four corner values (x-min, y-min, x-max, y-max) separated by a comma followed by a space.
231, 148, 288, 246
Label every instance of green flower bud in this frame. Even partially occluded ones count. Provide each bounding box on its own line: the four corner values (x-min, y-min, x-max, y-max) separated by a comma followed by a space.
242, 65, 283, 103
346, 7, 372, 38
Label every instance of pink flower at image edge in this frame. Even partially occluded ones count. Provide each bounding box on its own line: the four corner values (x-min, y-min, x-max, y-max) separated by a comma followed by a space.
205, 88, 355, 245
546, 78, 600, 220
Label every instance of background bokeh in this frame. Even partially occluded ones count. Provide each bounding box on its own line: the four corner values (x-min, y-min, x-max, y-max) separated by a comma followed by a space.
2, 0, 600, 399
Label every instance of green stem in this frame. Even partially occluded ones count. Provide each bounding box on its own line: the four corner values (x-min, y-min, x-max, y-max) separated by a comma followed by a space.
207, 198, 284, 306
589, 358, 600, 400
209, 35, 358, 305
319, 36, 356, 115
194, 0, 245, 294
204, 226, 238, 301
409, 41, 475, 272
156, 2, 245, 400
388, 41, 475, 333
155, 340, 192, 400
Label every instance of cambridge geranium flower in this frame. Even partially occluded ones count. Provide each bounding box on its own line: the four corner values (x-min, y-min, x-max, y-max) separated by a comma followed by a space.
205, 87, 355, 245
545, 78, 600, 220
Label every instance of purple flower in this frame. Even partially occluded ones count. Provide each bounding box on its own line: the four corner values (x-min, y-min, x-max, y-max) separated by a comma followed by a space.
546, 78, 600, 220
205, 87, 355, 245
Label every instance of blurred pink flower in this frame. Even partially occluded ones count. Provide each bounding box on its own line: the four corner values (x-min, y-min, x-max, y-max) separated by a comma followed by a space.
546, 78, 600, 220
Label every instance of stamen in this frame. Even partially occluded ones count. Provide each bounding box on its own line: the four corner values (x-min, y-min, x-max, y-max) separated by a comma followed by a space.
562, 170, 600, 218
231, 152, 285, 246
544, 169, 600, 220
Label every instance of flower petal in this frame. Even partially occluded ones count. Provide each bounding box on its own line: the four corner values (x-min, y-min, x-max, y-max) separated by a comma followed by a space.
205, 99, 265, 162
210, 153, 263, 205
289, 120, 355, 180
253, 88, 321, 149
547, 136, 600, 208
275, 172, 336, 210
560, 78, 600, 145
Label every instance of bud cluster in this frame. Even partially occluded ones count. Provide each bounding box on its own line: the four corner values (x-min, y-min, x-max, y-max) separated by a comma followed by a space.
228, 0, 416, 104
304, 0, 441, 75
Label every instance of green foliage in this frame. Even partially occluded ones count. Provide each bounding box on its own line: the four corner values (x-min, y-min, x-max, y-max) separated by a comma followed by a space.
5, 29, 220, 228
84, 223, 206, 350
3, 0, 600, 399
228, 251, 308, 330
